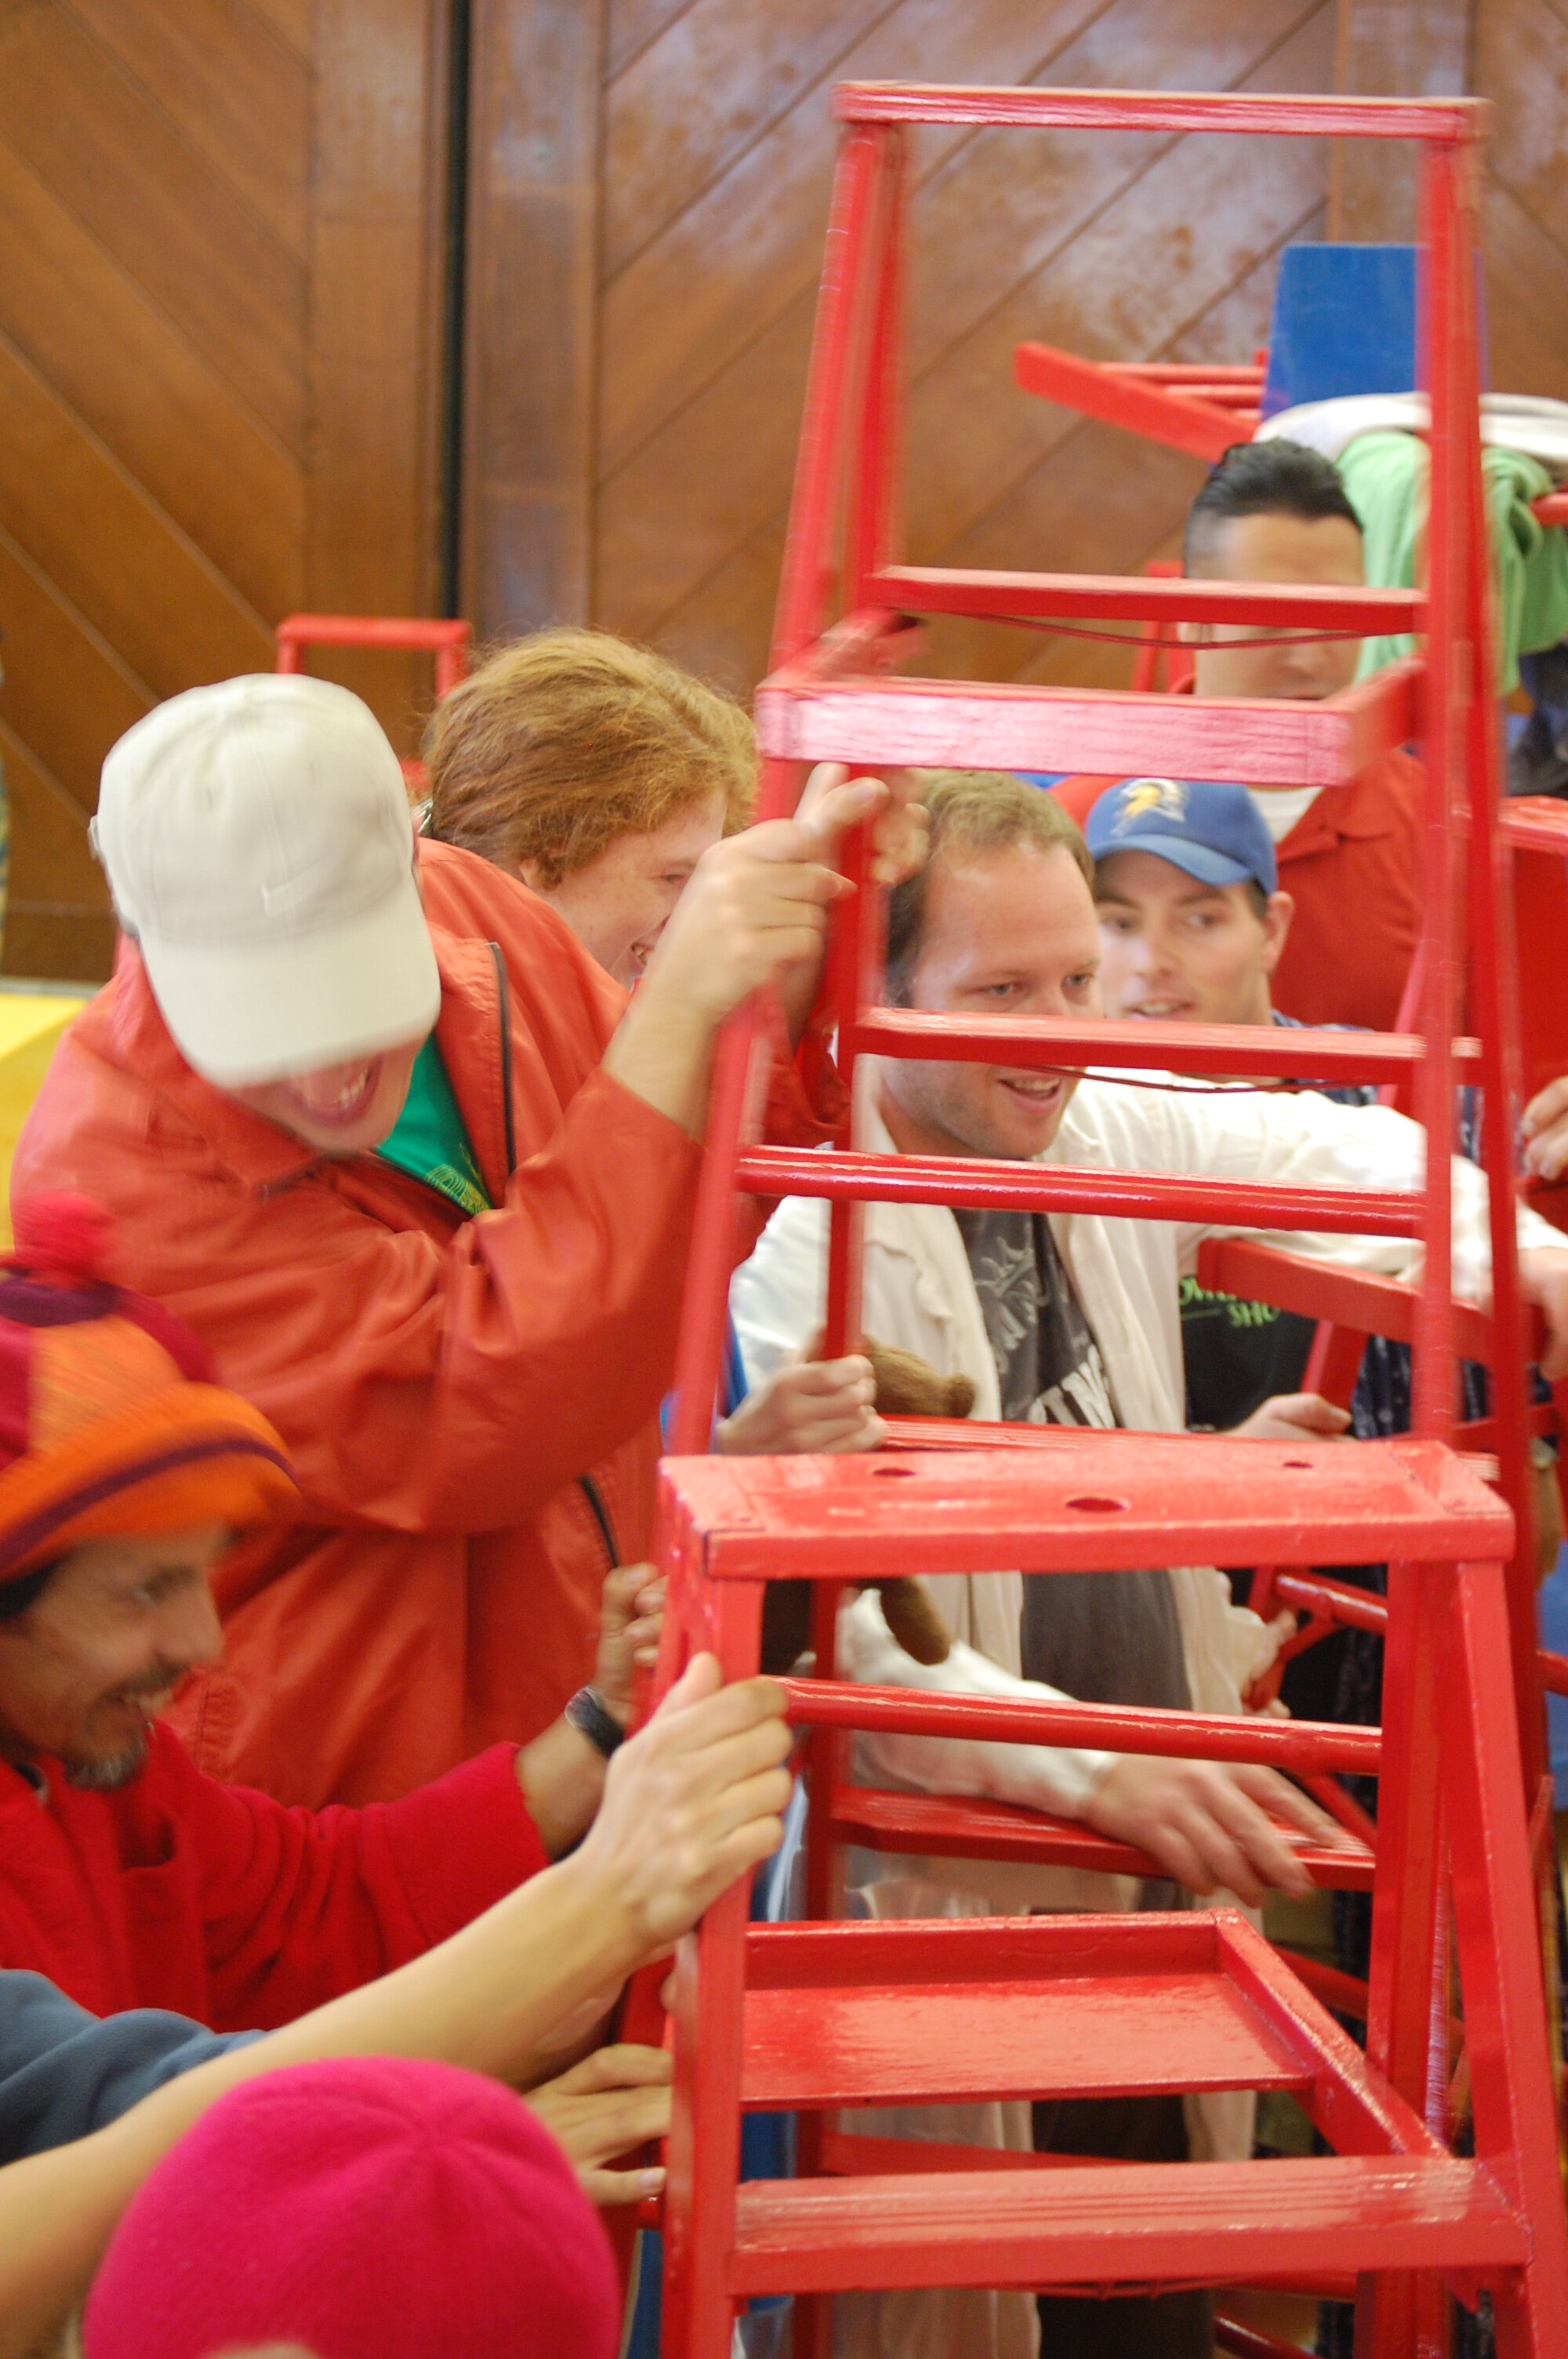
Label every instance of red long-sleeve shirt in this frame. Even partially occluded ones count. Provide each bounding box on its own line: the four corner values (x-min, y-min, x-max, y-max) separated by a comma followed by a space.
0, 1724, 547, 2027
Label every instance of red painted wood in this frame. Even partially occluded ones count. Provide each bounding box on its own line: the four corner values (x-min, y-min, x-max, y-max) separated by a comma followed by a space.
274, 612, 472, 700
661, 1436, 1511, 1579
734, 1144, 1423, 1238
869, 562, 1425, 632
725, 2156, 1524, 2298
852, 1002, 1480, 1083
742, 1970, 1312, 2112
754, 657, 1420, 783
782, 1680, 1382, 1773
818, 2128, 1119, 2174
1014, 337, 1252, 464
826, 1785, 1374, 1890
655, 82, 1567, 2357
1196, 1240, 1504, 1362
829, 85, 1482, 144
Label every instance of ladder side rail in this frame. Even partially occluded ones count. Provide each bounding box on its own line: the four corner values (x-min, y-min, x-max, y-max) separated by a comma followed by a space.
1441, 1559, 1568, 2342
1410, 146, 1465, 1448
1451, 180, 1547, 1796
844, 127, 907, 619
1363, 150, 1473, 2357
768, 126, 885, 677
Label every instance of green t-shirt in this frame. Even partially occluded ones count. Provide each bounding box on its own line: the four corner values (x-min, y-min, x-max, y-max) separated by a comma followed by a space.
375, 1036, 492, 1216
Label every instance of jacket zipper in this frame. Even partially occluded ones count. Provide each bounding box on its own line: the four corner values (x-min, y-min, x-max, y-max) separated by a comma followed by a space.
579, 1472, 620, 1569
486, 940, 517, 1179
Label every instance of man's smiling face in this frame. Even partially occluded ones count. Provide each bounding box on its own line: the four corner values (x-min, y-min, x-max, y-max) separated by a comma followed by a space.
878, 843, 1102, 1163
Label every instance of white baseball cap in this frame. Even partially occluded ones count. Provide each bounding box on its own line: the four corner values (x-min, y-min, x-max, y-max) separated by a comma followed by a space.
92, 674, 442, 1089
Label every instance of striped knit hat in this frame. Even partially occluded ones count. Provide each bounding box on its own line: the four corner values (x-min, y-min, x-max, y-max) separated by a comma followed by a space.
0, 1194, 296, 1586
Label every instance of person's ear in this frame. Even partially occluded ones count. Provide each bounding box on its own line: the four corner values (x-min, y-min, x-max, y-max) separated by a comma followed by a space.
1258, 889, 1294, 976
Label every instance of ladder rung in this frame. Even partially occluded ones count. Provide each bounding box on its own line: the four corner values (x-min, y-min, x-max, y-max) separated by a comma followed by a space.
789, 1684, 1380, 1772
1503, 797, 1568, 856
728, 2156, 1524, 2296
850, 1005, 1482, 1083
1197, 1241, 1508, 1361
869, 566, 1425, 634
735, 1145, 1421, 1237
755, 660, 1417, 786
825, 1785, 1375, 1888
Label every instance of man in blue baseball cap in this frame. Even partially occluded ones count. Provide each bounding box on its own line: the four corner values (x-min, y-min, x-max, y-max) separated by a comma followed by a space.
1087, 777, 1293, 1031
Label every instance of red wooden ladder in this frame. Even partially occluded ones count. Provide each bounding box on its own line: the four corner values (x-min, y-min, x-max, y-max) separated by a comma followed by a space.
649, 83, 1568, 2358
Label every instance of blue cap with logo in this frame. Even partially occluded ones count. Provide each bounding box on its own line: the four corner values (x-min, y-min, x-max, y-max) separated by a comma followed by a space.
1084, 776, 1277, 896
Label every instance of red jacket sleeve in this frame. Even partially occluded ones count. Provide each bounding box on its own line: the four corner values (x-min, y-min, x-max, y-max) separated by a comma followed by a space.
167, 1733, 549, 2032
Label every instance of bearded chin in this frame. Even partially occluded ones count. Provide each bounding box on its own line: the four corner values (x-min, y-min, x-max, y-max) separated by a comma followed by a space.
64, 1728, 151, 1790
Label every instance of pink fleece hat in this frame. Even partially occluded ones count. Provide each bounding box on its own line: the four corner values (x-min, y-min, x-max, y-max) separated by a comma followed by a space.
82, 2057, 622, 2359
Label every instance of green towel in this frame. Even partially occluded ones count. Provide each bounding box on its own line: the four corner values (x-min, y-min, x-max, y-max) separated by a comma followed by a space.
1341, 427, 1568, 694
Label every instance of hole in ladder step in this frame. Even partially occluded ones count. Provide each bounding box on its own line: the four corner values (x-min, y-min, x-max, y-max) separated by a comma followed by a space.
1282, 1459, 1312, 1469
869, 1464, 917, 1478
1065, 1495, 1129, 1514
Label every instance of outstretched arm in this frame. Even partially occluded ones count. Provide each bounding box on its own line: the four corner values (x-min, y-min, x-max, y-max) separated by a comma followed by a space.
0, 1656, 792, 2357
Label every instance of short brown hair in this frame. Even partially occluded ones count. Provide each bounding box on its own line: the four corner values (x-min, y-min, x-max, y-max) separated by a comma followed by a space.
424, 627, 757, 886
886, 770, 1093, 1001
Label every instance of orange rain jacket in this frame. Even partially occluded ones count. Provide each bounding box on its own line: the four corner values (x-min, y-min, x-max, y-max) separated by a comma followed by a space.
13, 840, 840, 1807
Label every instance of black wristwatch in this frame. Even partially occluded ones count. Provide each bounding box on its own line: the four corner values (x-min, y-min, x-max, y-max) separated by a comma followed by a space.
565, 1685, 625, 1758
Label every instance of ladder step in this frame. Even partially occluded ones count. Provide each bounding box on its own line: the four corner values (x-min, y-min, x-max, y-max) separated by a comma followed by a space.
727, 2156, 1526, 2296
733, 1146, 1421, 1238
754, 660, 1416, 786
849, 1004, 1482, 1085
742, 1965, 1311, 2114
826, 1785, 1374, 1890
869, 564, 1425, 634
662, 1434, 1511, 1579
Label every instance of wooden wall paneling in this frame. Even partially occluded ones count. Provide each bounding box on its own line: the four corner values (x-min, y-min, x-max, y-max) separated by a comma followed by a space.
912, 7, 1333, 565
1329, 0, 1473, 240
0, 333, 274, 698
0, 531, 151, 814
608, 0, 698, 81
596, 0, 1157, 643
0, 5, 307, 454
649, 513, 789, 695
599, 0, 1333, 688
598, 0, 1113, 481
245, 0, 313, 62
65, 0, 313, 260
307, 0, 450, 748
602, 0, 896, 281
1473, 0, 1568, 407
1474, 0, 1568, 250
0, 140, 303, 620
0, 723, 114, 983
461, 0, 606, 641
1479, 182, 1568, 405
902, 0, 1312, 380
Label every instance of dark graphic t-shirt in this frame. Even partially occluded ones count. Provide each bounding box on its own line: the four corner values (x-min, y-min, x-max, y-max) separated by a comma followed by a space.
954, 1208, 1192, 1717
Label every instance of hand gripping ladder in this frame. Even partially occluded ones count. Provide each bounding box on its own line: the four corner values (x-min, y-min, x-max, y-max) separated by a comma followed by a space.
648, 84, 1568, 2359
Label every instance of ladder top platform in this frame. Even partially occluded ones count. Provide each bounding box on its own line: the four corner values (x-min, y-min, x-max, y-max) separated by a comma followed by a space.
659, 1434, 1512, 1576
829, 83, 1485, 143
